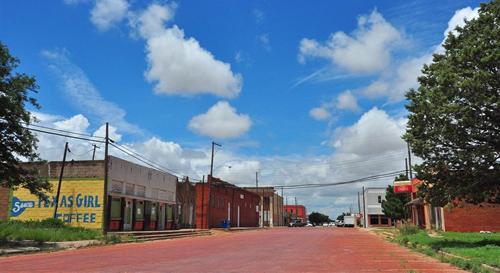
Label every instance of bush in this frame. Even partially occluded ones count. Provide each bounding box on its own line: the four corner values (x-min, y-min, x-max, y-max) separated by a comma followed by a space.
398, 223, 419, 236
0, 219, 102, 243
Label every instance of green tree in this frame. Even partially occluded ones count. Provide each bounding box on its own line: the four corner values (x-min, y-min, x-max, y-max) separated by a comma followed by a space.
336, 212, 348, 221
404, 1, 499, 206
308, 211, 330, 225
382, 185, 411, 221
395, 173, 409, 182
0, 42, 50, 197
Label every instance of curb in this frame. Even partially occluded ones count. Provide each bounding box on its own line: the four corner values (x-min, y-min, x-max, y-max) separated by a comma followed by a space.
0, 240, 103, 256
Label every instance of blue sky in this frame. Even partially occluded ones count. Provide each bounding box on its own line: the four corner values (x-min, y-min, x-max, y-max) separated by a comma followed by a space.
0, 0, 484, 217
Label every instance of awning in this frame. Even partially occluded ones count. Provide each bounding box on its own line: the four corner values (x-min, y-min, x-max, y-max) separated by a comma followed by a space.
405, 198, 424, 206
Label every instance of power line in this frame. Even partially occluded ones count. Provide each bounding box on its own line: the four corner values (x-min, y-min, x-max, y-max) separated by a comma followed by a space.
68, 148, 94, 157
25, 123, 105, 139
109, 143, 183, 178
24, 127, 106, 143
270, 170, 404, 189
109, 142, 201, 182
110, 142, 201, 181
24, 124, 201, 182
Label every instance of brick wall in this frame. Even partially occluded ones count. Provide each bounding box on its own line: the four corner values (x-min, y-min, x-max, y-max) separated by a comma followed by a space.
176, 179, 196, 228
20, 160, 105, 178
0, 186, 9, 221
195, 183, 260, 228
444, 202, 500, 232
195, 183, 210, 229
284, 205, 307, 222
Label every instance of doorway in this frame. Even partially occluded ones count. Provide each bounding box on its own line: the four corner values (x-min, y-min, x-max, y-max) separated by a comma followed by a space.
123, 199, 133, 231
158, 204, 166, 230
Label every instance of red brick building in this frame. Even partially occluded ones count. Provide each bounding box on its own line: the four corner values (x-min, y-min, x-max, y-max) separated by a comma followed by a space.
195, 176, 260, 229
176, 177, 196, 229
0, 186, 9, 221
284, 205, 307, 225
408, 178, 500, 232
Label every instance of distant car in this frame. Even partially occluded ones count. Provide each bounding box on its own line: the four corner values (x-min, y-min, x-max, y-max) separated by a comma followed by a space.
289, 220, 306, 227
306, 223, 313, 227
335, 220, 344, 227
328, 222, 335, 227
322, 223, 328, 227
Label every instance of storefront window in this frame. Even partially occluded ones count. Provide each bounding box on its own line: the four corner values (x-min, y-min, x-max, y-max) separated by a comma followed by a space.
166, 205, 173, 221
370, 215, 379, 225
110, 198, 122, 220
135, 201, 144, 221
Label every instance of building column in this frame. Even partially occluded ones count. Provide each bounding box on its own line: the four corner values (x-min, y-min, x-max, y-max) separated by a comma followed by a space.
424, 203, 431, 230
259, 196, 263, 227
269, 196, 274, 227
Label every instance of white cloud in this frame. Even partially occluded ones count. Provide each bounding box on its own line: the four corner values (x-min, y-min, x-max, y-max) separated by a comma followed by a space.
309, 106, 331, 121
31, 113, 95, 161
331, 107, 406, 156
93, 124, 122, 142
129, 3, 175, 38
131, 3, 243, 98
188, 101, 252, 139
362, 53, 432, 101
443, 7, 479, 41
335, 90, 360, 112
90, 0, 129, 31
310, 90, 360, 121
298, 10, 404, 74
253, 9, 264, 24
362, 6, 480, 102
54, 114, 90, 134
258, 33, 271, 51
41, 49, 141, 135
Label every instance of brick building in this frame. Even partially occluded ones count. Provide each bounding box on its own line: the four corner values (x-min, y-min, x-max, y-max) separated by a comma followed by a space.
195, 176, 260, 229
243, 187, 284, 227
0, 186, 9, 221
284, 205, 307, 225
407, 179, 500, 232
8, 156, 177, 231
176, 177, 196, 229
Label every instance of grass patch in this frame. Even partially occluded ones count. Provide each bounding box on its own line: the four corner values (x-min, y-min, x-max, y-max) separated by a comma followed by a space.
395, 229, 500, 272
0, 219, 102, 243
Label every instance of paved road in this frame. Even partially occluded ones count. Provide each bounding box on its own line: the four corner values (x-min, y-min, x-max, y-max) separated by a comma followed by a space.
0, 228, 466, 273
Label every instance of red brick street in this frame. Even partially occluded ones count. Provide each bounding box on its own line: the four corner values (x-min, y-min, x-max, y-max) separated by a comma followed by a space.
0, 228, 466, 273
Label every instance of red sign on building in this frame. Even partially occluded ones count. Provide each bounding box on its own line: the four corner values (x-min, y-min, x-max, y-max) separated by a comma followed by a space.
394, 180, 412, 193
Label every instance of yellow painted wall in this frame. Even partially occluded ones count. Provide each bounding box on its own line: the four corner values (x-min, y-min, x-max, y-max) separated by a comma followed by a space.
11, 179, 105, 229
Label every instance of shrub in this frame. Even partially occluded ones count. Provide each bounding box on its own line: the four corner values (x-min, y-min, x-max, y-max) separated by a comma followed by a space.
0, 219, 101, 243
399, 223, 419, 236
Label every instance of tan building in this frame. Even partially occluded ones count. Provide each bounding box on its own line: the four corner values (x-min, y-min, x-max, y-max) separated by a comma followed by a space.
243, 187, 284, 227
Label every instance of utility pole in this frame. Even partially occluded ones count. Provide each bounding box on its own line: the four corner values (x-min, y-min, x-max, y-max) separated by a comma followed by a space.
201, 175, 205, 229
102, 122, 110, 234
256, 171, 263, 227
357, 192, 361, 214
407, 142, 413, 179
294, 197, 298, 221
362, 186, 366, 228
283, 196, 290, 224
208, 141, 221, 229
281, 186, 284, 226
405, 158, 409, 179
54, 142, 69, 219
92, 144, 99, 160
